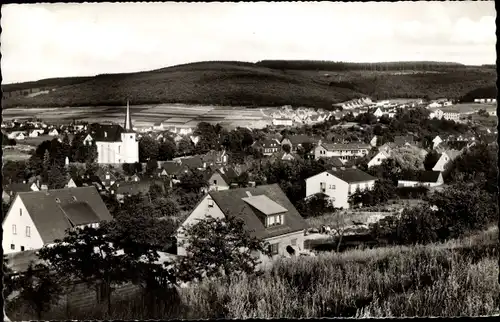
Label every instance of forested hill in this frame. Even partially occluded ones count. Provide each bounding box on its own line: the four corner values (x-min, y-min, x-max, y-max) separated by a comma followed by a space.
2, 60, 496, 109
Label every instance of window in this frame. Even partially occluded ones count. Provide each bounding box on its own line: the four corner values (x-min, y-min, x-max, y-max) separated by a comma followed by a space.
20, 246, 25, 251
12, 224, 17, 235
10, 244, 15, 250
20, 209, 22, 216
329, 184, 336, 190
213, 180, 217, 185
320, 182, 326, 193
130, 135, 133, 139
208, 199, 214, 208
26, 226, 31, 237
269, 243, 279, 255
106, 174, 110, 180
291, 239, 297, 246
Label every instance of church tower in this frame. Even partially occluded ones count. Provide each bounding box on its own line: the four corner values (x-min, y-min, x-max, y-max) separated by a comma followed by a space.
120, 99, 139, 163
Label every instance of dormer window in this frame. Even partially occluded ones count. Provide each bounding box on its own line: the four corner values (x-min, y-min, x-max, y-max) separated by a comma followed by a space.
208, 199, 214, 208
266, 214, 284, 227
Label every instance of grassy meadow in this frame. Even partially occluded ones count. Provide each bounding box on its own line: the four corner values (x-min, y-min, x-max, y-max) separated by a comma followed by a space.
8, 226, 498, 320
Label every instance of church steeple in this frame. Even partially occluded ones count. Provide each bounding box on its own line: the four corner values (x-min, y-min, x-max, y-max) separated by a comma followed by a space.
124, 99, 132, 131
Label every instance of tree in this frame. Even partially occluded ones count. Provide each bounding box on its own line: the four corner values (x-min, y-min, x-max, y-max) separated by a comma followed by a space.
17, 264, 63, 319
146, 159, 158, 176
177, 137, 194, 156
295, 194, 336, 218
175, 216, 271, 283
423, 150, 441, 171
282, 144, 291, 154
158, 140, 176, 161
122, 163, 135, 176
47, 164, 67, 189
477, 109, 489, 117
3, 255, 16, 300
139, 136, 159, 162
178, 169, 208, 194
37, 226, 128, 314
42, 150, 51, 182
330, 211, 348, 252
299, 141, 314, 158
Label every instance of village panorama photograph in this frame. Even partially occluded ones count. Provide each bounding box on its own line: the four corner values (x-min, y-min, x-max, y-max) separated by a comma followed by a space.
1, 1, 498, 320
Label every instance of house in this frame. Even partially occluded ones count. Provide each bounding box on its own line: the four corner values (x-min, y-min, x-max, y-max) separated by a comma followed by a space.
2, 186, 113, 254
432, 136, 444, 149
369, 136, 379, 147
66, 175, 107, 194
87, 101, 139, 164
281, 135, 319, 153
393, 135, 414, 146
252, 138, 281, 156
398, 171, 444, 188
160, 161, 189, 179
432, 150, 461, 172
202, 150, 228, 167
7, 131, 26, 140
177, 184, 308, 259
314, 142, 371, 162
190, 135, 200, 145
440, 108, 460, 122
109, 180, 165, 201
272, 118, 293, 127
305, 168, 377, 209
48, 129, 59, 136
204, 168, 239, 192
175, 155, 205, 170
269, 151, 300, 163
427, 102, 442, 108
153, 122, 164, 131
2, 182, 40, 203
367, 150, 391, 168
95, 169, 117, 188
28, 129, 44, 138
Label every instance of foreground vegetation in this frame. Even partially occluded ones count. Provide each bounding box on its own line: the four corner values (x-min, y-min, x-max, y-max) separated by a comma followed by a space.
7, 227, 498, 319
2, 60, 495, 109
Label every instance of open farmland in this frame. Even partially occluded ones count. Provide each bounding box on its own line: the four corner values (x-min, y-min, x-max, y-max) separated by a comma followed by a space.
2, 104, 278, 129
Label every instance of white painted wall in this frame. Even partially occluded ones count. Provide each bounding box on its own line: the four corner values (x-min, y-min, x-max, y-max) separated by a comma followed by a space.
368, 151, 389, 168
306, 172, 350, 209
96, 135, 139, 164
264, 229, 305, 258
2, 196, 45, 254
176, 194, 225, 256
432, 153, 451, 172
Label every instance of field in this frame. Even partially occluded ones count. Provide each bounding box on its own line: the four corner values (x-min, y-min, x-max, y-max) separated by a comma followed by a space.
2, 61, 496, 109
9, 226, 498, 319
2, 146, 33, 161
1, 104, 277, 130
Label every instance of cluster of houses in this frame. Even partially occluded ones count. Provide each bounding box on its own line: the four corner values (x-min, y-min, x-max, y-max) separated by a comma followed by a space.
269, 106, 335, 127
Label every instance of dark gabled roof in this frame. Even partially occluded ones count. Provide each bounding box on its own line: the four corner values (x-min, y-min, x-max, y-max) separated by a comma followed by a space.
73, 175, 105, 190
16, 187, 112, 244
217, 167, 238, 184
326, 157, 344, 167
327, 168, 377, 183
87, 123, 125, 142
61, 202, 101, 226
110, 180, 162, 195
3, 183, 33, 194
321, 143, 371, 151
162, 161, 187, 175
284, 135, 320, 146
400, 170, 441, 183
180, 155, 204, 169
208, 184, 308, 240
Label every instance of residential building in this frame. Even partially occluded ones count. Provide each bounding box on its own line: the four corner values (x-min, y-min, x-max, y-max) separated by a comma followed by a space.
88, 101, 139, 164
440, 108, 460, 121
66, 175, 107, 194
202, 150, 229, 167
109, 180, 166, 202
269, 151, 300, 163
432, 136, 443, 149
2, 182, 40, 203
272, 118, 293, 127
305, 168, 377, 209
28, 129, 44, 137
314, 142, 371, 162
204, 168, 238, 192
432, 150, 461, 172
252, 138, 281, 156
398, 171, 444, 188
2, 186, 112, 254
48, 129, 59, 136
7, 131, 26, 140
367, 150, 391, 168
159, 161, 189, 179
281, 135, 319, 153
177, 184, 308, 259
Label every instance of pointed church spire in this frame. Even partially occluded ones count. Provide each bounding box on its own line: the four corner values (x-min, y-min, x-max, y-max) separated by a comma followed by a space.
124, 99, 132, 131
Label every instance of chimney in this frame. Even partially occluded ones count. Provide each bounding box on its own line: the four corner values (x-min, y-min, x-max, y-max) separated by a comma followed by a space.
104, 132, 107, 138
245, 191, 252, 197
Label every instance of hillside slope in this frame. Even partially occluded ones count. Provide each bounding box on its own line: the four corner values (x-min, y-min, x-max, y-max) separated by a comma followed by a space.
2, 61, 496, 109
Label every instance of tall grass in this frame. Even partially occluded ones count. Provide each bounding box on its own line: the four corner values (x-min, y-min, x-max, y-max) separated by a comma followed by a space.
8, 228, 499, 319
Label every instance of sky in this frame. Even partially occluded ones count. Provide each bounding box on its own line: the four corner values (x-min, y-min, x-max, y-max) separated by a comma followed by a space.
1, 1, 497, 84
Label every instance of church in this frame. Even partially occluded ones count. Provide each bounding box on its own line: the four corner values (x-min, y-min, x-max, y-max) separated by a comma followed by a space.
86, 101, 139, 164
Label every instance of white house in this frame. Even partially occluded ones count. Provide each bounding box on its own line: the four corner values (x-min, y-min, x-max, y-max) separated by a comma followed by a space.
432, 136, 443, 149
177, 184, 309, 261
314, 142, 371, 162
90, 101, 139, 164
428, 102, 442, 108
48, 129, 59, 136
7, 131, 26, 140
272, 118, 293, 127
28, 129, 44, 138
373, 108, 384, 118
2, 186, 113, 254
432, 150, 461, 172
305, 168, 377, 209
398, 171, 444, 188
367, 150, 391, 168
